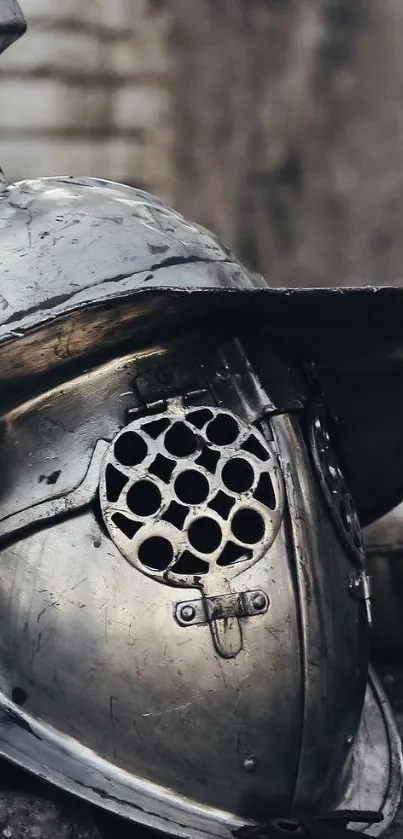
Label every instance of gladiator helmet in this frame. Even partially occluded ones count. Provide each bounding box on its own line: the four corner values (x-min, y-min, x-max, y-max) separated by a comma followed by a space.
0, 5, 402, 838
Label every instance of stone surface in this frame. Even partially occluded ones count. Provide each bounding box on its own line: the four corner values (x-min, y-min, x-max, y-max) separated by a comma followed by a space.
0, 786, 100, 839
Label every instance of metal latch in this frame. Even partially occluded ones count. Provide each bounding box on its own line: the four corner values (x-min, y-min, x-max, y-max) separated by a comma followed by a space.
174, 589, 269, 658
175, 589, 269, 626
349, 570, 372, 627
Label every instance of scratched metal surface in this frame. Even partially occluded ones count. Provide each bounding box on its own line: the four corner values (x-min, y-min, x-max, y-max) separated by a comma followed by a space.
94, 668, 403, 839
4, 175, 403, 532
376, 670, 403, 838
2, 175, 403, 373
0, 176, 244, 343
0, 670, 400, 839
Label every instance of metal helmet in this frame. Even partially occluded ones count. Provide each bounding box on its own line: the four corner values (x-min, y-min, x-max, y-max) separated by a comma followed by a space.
0, 7, 403, 839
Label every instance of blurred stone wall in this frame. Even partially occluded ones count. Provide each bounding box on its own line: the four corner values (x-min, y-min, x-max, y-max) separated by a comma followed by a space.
1, 0, 403, 288
169, 0, 403, 287
0, 0, 173, 197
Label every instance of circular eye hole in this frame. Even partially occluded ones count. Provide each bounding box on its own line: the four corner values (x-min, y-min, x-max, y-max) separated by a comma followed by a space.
222, 458, 254, 493
232, 508, 265, 545
138, 536, 173, 571
165, 422, 198, 457
114, 432, 148, 467
127, 480, 161, 517
206, 414, 239, 446
189, 517, 222, 554
175, 470, 210, 505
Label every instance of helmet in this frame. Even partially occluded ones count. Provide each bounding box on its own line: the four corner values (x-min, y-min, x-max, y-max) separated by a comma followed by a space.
0, 183, 402, 839
0, 6, 402, 839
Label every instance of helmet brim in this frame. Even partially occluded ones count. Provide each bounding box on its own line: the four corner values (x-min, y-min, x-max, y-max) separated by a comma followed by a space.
1, 280, 403, 526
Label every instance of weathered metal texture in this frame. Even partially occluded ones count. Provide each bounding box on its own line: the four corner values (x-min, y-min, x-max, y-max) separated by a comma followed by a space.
0, 332, 399, 836
334, 667, 403, 836
0, 176, 250, 386
378, 669, 403, 839
4, 0, 403, 301
99, 401, 284, 660
3, 175, 403, 530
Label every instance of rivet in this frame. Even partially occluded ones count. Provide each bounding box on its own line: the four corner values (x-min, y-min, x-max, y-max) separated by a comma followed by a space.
349, 574, 362, 594
243, 757, 257, 773
251, 593, 267, 612
180, 604, 196, 622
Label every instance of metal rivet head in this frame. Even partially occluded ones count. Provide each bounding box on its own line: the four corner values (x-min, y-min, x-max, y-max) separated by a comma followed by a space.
180, 604, 196, 623
349, 574, 362, 594
251, 593, 266, 612
243, 757, 257, 773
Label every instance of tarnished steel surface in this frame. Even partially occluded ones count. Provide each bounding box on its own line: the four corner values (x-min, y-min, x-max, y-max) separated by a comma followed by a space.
2, 176, 403, 372
378, 670, 403, 839
0, 666, 400, 839
0, 175, 256, 384
0, 197, 402, 832
0, 333, 399, 836
0, 176, 237, 334
0, 173, 402, 833
3, 177, 403, 528
334, 667, 403, 836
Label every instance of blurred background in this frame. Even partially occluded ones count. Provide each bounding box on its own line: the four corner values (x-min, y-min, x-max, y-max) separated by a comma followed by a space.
1, 0, 403, 288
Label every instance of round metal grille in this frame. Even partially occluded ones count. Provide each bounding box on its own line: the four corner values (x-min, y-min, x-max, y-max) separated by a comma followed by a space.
99, 405, 284, 590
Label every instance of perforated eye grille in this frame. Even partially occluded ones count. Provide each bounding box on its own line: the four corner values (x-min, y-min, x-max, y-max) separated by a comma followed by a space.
310, 411, 364, 566
99, 406, 284, 588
